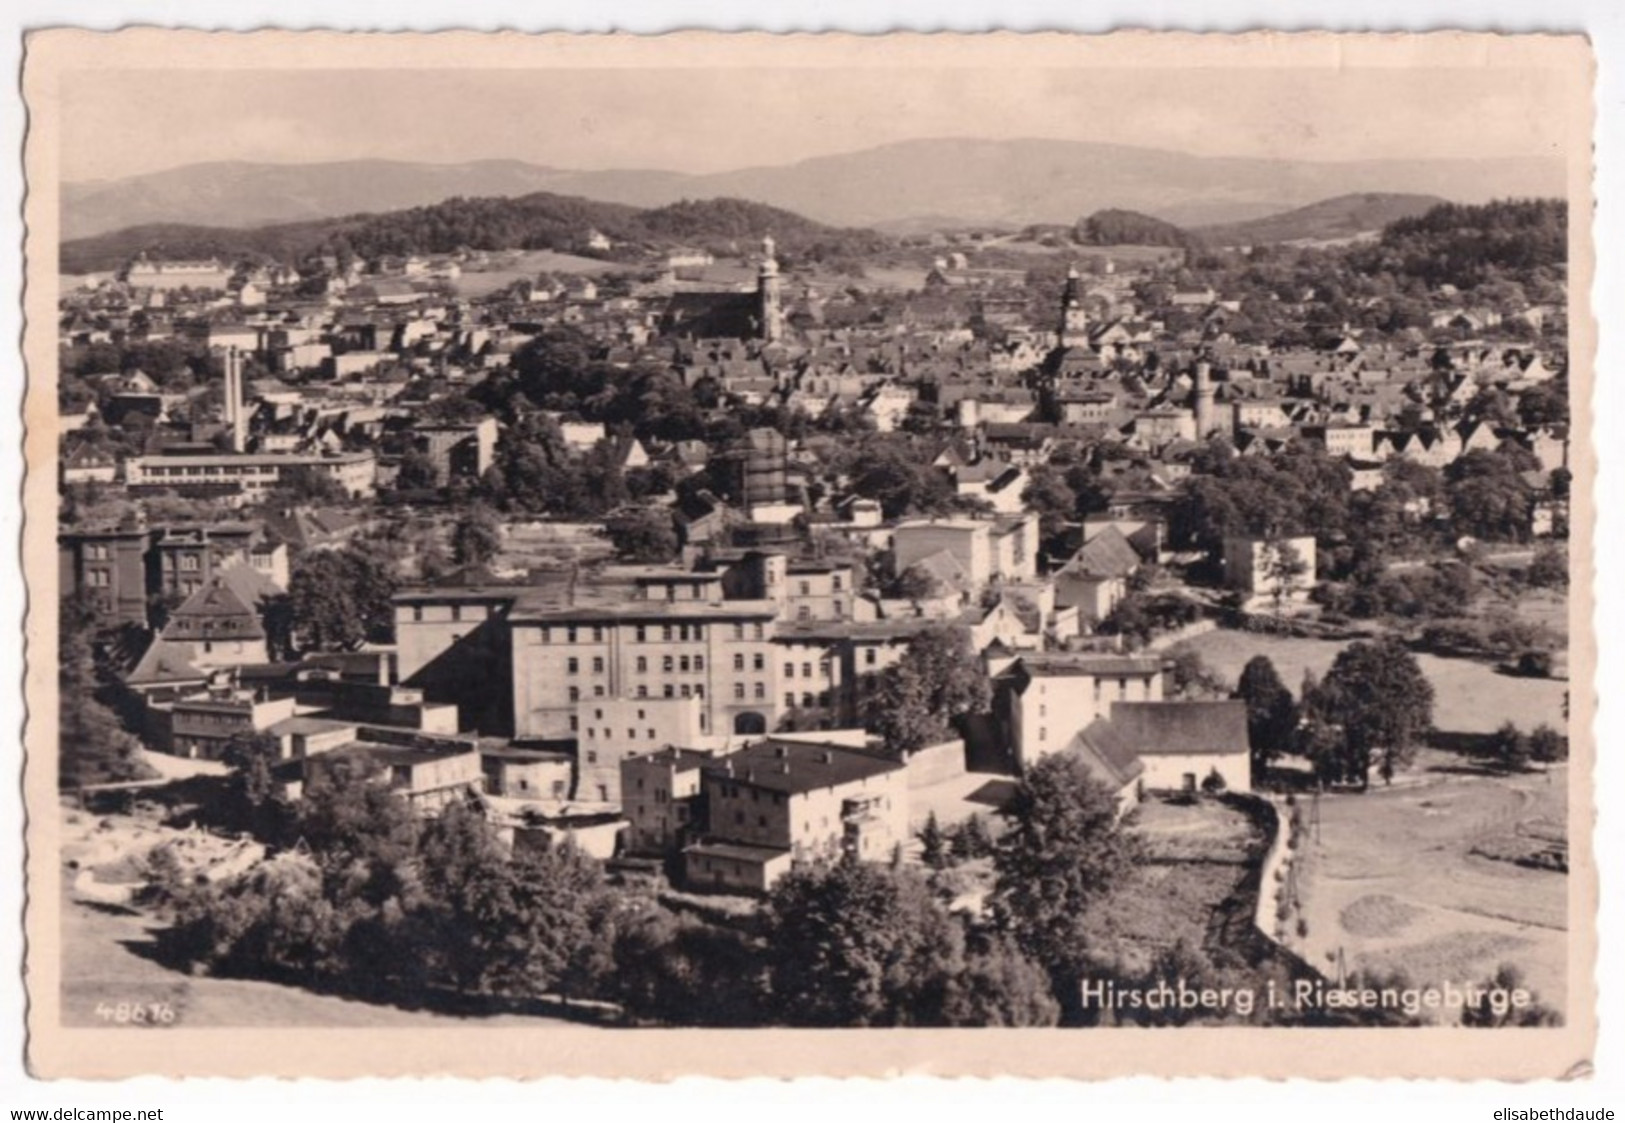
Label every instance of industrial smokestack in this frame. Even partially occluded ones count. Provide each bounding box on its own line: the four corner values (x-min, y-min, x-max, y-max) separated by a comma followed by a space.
225, 346, 247, 453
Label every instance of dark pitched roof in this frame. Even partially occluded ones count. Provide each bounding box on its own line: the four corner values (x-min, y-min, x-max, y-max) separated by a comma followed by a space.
164, 580, 265, 641
1010, 653, 1165, 681
702, 739, 902, 795
1092, 701, 1250, 757
1059, 525, 1141, 580
1069, 721, 1146, 788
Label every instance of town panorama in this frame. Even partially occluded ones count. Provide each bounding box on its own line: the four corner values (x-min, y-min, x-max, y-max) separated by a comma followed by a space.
54, 171, 1572, 1032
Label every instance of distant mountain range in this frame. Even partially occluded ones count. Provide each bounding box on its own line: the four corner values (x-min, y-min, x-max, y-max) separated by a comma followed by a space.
62, 139, 1566, 238
58, 194, 888, 276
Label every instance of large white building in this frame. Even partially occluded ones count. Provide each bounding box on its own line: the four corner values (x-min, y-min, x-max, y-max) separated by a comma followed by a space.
125, 451, 377, 500
995, 652, 1167, 771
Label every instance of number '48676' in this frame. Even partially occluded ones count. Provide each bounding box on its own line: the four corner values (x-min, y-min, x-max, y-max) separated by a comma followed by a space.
93, 1001, 177, 1025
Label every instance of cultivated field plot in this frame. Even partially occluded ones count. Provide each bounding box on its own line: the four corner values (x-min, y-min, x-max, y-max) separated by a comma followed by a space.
1292, 760, 1567, 1022
1178, 629, 1569, 735
1082, 796, 1265, 974
451, 250, 629, 297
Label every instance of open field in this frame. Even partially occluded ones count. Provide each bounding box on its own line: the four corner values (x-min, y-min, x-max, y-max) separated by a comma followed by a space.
1291, 760, 1567, 1023
1176, 628, 1568, 735
451, 250, 630, 297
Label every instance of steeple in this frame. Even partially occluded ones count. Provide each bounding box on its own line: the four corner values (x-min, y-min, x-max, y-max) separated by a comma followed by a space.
1058, 265, 1089, 349
757, 234, 782, 342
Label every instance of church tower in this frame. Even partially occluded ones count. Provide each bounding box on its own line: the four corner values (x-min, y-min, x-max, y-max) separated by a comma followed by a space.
758, 235, 783, 343
1058, 265, 1090, 349
1193, 359, 1219, 438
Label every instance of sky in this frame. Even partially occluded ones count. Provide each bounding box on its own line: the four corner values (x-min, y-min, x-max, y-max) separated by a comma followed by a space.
60, 64, 1569, 183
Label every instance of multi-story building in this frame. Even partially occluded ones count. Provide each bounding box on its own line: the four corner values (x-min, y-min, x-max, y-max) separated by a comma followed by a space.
709, 551, 857, 623
125, 450, 377, 501
393, 588, 519, 735
621, 746, 712, 855
144, 687, 298, 760
58, 525, 152, 626
150, 523, 288, 600
414, 416, 499, 485
891, 515, 1038, 591
575, 695, 704, 803
1222, 534, 1318, 605
994, 652, 1167, 771
683, 738, 908, 893
508, 599, 784, 742
296, 734, 484, 812
1301, 422, 1378, 459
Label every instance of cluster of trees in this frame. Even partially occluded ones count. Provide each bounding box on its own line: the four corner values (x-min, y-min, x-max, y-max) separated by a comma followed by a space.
1096, 591, 1202, 647
1073, 208, 1200, 250
1444, 447, 1541, 543
1484, 721, 1568, 773
1235, 642, 1436, 788
1300, 638, 1436, 787
917, 811, 996, 870
472, 329, 710, 445
1349, 199, 1567, 292
58, 596, 151, 788
757, 861, 1058, 1027
158, 742, 1149, 1028
1317, 560, 1478, 622
859, 626, 991, 753
287, 546, 398, 651
159, 775, 616, 1007
1171, 441, 1352, 558
472, 411, 640, 520
833, 435, 960, 521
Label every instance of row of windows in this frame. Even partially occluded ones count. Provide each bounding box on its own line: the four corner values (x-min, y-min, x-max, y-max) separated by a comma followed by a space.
531, 621, 770, 643
783, 660, 831, 679
584, 727, 661, 743
570, 709, 711, 732
406, 603, 491, 623
719, 784, 787, 806
634, 654, 705, 674
785, 691, 831, 709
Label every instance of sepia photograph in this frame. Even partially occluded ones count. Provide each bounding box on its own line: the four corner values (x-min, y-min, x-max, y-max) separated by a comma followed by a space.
18, 27, 1596, 1081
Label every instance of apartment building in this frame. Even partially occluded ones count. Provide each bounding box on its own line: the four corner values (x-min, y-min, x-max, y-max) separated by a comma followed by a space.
995, 652, 1167, 771
508, 600, 785, 742
683, 738, 908, 893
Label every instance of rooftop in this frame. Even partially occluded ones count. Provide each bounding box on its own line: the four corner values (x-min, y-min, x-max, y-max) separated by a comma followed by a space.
1012, 653, 1166, 679
702, 739, 902, 796
1090, 700, 1250, 757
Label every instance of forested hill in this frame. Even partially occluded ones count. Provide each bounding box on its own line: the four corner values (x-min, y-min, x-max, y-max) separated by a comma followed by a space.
60, 192, 891, 275
1074, 208, 1200, 249
1195, 193, 1447, 246
1347, 198, 1567, 289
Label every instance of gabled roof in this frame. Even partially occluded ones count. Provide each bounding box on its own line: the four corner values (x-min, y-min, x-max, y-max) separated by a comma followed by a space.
1058, 524, 1141, 580
164, 579, 265, 642
125, 636, 206, 687
909, 547, 971, 590
1069, 721, 1146, 788
1090, 700, 1249, 757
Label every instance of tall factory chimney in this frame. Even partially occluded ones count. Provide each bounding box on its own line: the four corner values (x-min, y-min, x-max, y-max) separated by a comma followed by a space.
225, 346, 246, 453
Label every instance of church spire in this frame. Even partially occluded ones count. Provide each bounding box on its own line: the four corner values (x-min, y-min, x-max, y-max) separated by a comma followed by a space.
758, 234, 782, 342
